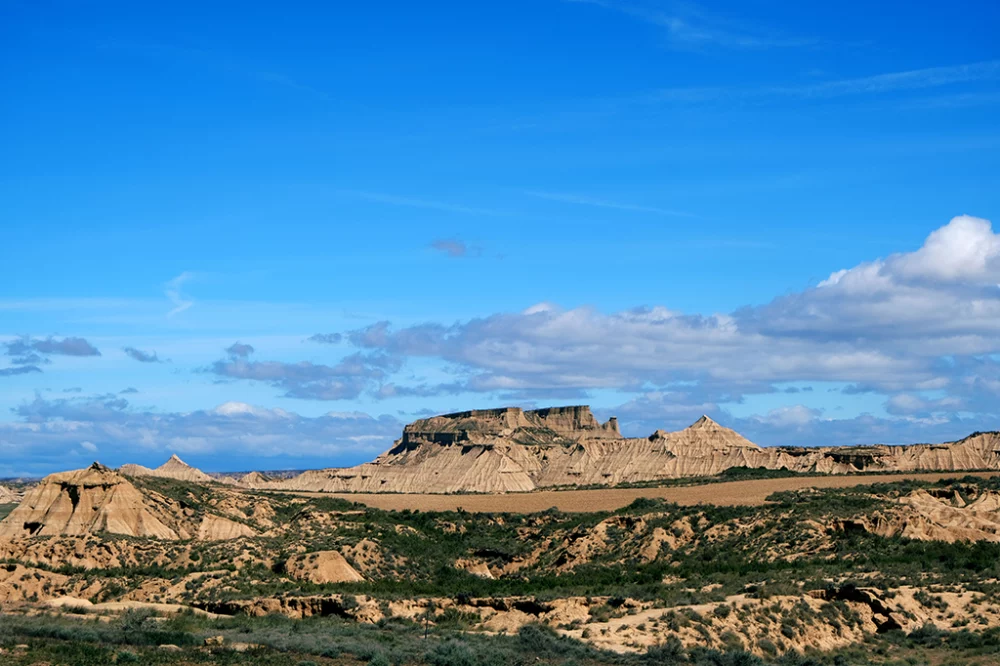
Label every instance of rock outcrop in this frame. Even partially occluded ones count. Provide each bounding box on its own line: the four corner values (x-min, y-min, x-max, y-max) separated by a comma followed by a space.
284, 550, 365, 584
256, 406, 1000, 495
197, 514, 258, 541
120, 454, 218, 484
0, 485, 23, 504
0, 463, 182, 539
0, 463, 260, 541
236, 471, 271, 489
843, 487, 1000, 543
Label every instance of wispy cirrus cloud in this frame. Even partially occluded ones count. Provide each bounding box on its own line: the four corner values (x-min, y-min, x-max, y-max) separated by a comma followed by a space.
99, 41, 332, 103
564, 0, 816, 50
779, 60, 1000, 98
342, 191, 506, 217
642, 60, 1000, 106
165, 272, 195, 317
525, 191, 695, 217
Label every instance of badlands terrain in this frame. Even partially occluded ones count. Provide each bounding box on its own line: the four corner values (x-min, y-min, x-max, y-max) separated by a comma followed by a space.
130, 406, 1000, 495
3, 407, 1000, 664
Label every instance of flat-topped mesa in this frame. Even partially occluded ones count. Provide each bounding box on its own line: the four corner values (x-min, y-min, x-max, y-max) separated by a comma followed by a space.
396, 405, 620, 451
258, 406, 1000, 495
530, 406, 620, 439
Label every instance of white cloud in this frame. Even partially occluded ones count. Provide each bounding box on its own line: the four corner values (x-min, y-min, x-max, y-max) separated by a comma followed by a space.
343, 216, 1000, 440
892, 215, 1000, 283
213, 401, 291, 418
165, 272, 194, 317
757, 405, 823, 428
2, 394, 403, 473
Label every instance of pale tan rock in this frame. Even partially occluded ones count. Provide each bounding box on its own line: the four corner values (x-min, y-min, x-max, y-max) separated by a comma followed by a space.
455, 558, 494, 579
0, 485, 23, 504
237, 471, 271, 488
0, 463, 180, 539
266, 407, 1000, 495
284, 550, 365, 584
848, 488, 1000, 543
121, 454, 216, 484
0, 463, 265, 542
197, 515, 257, 541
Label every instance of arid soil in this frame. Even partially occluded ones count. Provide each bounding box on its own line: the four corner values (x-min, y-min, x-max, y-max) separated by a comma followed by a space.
286, 470, 1000, 513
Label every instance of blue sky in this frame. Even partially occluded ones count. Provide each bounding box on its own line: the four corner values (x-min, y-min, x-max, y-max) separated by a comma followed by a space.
1, 0, 999, 475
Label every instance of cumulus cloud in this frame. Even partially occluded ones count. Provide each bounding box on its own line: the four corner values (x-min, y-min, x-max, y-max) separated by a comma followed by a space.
208, 343, 402, 400
1, 394, 403, 473
123, 346, 163, 363
341, 216, 1000, 442
884, 393, 964, 417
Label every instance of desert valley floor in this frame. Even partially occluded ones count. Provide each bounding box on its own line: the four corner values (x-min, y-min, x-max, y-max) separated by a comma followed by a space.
308, 470, 1000, 513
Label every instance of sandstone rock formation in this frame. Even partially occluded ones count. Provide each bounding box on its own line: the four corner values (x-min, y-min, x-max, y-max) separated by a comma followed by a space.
0, 463, 182, 539
284, 550, 365, 584
843, 487, 1000, 543
0, 485, 23, 504
197, 514, 258, 540
120, 454, 218, 484
0, 463, 259, 540
261, 405, 1000, 494
237, 471, 272, 489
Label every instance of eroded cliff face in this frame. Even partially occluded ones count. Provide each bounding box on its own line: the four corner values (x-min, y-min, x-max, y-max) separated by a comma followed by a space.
0, 463, 259, 541
0, 463, 183, 539
393, 405, 620, 452
102, 406, 1000, 495
266, 407, 1000, 494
